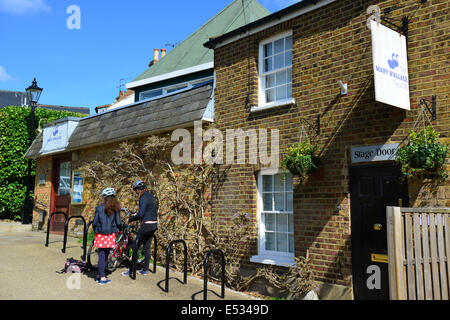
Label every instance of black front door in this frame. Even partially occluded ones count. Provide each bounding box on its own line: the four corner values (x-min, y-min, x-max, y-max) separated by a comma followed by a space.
350, 164, 409, 300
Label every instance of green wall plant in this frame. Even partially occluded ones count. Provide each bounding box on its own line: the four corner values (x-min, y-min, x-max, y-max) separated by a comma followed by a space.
396, 126, 448, 182
281, 140, 321, 179
0, 106, 86, 220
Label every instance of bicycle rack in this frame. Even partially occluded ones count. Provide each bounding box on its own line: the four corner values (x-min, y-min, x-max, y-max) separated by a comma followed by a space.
45, 212, 68, 247
203, 249, 225, 300
165, 240, 188, 292
86, 220, 94, 236
62, 216, 87, 261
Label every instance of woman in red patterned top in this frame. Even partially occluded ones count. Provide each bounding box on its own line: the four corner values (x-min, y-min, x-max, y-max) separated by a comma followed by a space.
92, 188, 122, 285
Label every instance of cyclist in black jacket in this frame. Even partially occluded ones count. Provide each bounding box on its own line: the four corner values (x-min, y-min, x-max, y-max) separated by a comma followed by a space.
121, 180, 158, 279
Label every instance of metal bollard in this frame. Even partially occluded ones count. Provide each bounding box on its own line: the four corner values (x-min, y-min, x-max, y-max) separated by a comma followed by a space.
165, 240, 188, 292
45, 212, 67, 247
203, 249, 225, 300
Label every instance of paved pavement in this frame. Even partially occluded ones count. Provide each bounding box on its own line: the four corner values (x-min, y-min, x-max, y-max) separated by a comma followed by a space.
0, 225, 258, 300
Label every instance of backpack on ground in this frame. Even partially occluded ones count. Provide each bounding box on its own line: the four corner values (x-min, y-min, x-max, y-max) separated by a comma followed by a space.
63, 258, 88, 273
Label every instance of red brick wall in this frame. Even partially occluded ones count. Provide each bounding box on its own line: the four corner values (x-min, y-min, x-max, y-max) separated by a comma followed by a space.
32, 157, 52, 230
32, 127, 211, 235
212, 0, 449, 289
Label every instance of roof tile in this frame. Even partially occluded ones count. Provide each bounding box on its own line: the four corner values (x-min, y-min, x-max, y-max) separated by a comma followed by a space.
25, 84, 213, 159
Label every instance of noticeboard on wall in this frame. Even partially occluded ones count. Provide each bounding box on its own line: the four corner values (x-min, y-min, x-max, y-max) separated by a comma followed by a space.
71, 171, 85, 205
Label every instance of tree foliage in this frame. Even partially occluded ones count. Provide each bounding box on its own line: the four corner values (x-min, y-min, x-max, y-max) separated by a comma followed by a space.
0, 106, 86, 220
79, 134, 315, 297
240, 256, 315, 299
78, 134, 253, 288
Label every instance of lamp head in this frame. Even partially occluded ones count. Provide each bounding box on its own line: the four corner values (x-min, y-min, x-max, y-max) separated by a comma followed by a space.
26, 78, 43, 104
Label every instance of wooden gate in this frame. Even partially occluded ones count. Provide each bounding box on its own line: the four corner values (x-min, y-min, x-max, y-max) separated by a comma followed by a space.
387, 207, 450, 300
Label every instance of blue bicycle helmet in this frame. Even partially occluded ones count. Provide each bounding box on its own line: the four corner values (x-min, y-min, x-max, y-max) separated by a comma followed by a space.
133, 180, 146, 191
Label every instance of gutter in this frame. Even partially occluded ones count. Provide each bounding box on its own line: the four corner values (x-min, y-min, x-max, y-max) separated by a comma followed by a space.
24, 119, 213, 160
203, 0, 337, 50
126, 62, 214, 89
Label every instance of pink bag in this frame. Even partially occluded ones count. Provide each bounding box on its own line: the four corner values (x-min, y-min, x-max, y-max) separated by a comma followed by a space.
63, 258, 88, 273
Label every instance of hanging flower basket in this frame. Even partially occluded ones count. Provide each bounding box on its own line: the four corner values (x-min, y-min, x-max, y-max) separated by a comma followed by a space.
396, 126, 448, 181
282, 140, 321, 178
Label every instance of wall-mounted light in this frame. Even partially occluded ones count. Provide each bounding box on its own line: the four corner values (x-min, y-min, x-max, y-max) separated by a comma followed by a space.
338, 80, 348, 96
36, 118, 47, 134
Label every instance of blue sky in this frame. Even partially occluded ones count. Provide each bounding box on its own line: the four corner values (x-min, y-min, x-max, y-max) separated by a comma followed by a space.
0, 0, 297, 114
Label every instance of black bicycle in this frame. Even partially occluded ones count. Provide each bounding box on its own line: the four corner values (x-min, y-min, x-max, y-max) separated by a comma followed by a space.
87, 208, 144, 272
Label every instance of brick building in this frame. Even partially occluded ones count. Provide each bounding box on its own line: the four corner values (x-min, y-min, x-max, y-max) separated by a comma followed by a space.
204, 0, 449, 299
23, 0, 448, 300
23, 0, 271, 291
25, 0, 269, 235
0, 90, 90, 115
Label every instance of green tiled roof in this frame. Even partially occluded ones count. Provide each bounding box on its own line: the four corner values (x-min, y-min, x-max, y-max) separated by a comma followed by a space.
131, 0, 270, 84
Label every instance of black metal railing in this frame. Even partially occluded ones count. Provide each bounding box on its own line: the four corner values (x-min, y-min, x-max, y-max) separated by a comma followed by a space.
62, 216, 87, 260
86, 220, 94, 237
165, 240, 188, 292
45, 212, 68, 247
203, 249, 225, 300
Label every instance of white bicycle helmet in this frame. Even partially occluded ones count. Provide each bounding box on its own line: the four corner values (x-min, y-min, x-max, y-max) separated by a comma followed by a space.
101, 187, 116, 198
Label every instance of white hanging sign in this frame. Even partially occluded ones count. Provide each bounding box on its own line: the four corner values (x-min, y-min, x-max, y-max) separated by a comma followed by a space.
41, 123, 68, 153
40, 118, 79, 154
370, 20, 410, 110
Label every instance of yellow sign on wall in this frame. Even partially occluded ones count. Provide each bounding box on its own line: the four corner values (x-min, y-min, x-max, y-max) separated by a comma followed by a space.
371, 253, 388, 264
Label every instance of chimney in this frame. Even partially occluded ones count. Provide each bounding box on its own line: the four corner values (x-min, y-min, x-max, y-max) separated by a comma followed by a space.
161, 48, 167, 59
149, 48, 160, 67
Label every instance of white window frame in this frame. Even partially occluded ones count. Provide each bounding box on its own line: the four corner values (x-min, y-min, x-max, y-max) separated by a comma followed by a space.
138, 76, 214, 102
253, 31, 295, 113
251, 168, 295, 267
139, 88, 163, 101
165, 83, 188, 94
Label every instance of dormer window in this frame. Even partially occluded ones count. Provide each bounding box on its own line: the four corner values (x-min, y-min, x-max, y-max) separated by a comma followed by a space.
138, 76, 213, 102
140, 88, 163, 100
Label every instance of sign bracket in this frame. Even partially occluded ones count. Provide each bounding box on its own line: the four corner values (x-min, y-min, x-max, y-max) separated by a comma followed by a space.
381, 16, 409, 52
420, 95, 437, 121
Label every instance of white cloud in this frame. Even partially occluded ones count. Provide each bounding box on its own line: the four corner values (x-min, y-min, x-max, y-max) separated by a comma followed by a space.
0, 0, 51, 15
0, 65, 12, 82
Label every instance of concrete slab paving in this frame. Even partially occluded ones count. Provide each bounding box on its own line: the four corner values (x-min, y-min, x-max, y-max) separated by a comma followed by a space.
0, 229, 259, 301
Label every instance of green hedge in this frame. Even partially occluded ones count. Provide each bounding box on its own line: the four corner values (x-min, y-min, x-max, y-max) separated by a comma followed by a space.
0, 106, 86, 220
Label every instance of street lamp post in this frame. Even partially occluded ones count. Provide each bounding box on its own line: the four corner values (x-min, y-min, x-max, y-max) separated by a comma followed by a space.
22, 78, 43, 224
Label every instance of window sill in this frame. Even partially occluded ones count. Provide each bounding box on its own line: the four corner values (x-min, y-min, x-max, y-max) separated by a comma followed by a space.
250, 98, 295, 113
250, 254, 295, 267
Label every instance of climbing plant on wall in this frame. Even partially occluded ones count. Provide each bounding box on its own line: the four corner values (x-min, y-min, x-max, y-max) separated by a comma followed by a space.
0, 106, 85, 220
